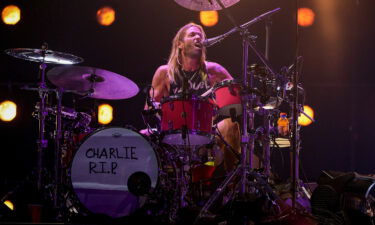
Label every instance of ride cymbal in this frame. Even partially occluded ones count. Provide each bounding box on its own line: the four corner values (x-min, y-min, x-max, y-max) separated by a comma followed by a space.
47, 66, 139, 100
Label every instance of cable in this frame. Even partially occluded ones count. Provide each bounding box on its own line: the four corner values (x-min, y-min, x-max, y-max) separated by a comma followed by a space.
298, 147, 314, 195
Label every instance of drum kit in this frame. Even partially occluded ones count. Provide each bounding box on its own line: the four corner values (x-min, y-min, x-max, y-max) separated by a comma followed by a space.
2, 0, 317, 224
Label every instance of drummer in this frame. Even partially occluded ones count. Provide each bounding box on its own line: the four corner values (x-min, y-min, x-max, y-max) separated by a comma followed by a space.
144, 23, 256, 172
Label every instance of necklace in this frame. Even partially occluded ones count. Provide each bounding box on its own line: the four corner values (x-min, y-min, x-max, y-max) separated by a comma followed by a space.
181, 69, 199, 81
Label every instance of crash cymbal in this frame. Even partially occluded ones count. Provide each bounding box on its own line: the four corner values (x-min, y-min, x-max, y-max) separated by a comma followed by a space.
4, 48, 83, 64
47, 66, 139, 100
174, 0, 239, 11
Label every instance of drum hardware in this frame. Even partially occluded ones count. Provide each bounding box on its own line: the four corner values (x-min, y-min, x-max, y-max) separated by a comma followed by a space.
5, 44, 84, 220
259, 108, 273, 177
214, 125, 241, 161
33, 102, 92, 126
284, 54, 313, 210
192, 6, 287, 224
141, 85, 162, 137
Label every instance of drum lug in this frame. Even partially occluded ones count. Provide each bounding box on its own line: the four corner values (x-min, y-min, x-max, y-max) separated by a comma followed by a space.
112, 132, 122, 137
181, 112, 186, 118
213, 106, 218, 116
168, 120, 173, 129
229, 85, 237, 96
196, 120, 200, 129
169, 101, 174, 111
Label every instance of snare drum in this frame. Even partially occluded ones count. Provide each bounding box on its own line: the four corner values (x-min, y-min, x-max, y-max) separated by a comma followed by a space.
160, 95, 214, 146
212, 80, 242, 117
69, 127, 178, 218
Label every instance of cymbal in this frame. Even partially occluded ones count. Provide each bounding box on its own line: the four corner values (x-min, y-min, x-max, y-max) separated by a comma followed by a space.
174, 0, 239, 11
4, 48, 83, 64
47, 66, 139, 100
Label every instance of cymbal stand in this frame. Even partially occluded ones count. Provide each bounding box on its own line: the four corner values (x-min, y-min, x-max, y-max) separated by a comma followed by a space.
53, 87, 64, 217
35, 43, 66, 218
239, 28, 255, 195
36, 43, 49, 191
260, 108, 272, 177
241, 27, 283, 193
214, 0, 281, 195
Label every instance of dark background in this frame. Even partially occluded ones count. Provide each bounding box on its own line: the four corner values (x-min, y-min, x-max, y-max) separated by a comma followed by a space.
1, 0, 374, 190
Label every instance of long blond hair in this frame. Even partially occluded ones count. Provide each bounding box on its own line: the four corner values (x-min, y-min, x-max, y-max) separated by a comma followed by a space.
167, 23, 208, 83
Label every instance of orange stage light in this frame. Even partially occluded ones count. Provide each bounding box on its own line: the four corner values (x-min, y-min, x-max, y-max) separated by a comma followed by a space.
97, 6, 115, 26
298, 105, 314, 126
298, 8, 315, 27
3, 200, 14, 211
2, 5, 21, 25
98, 104, 113, 125
0, 100, 17, 122
200, 11, 218, 27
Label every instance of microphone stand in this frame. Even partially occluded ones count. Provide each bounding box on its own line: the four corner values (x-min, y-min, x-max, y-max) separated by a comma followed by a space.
203, 7, 281, 48
212, 2, 282, 196
239, 28, 255, 195
291, 0, 301, 210
265, 18, 272, 61
195, 6, 283, 223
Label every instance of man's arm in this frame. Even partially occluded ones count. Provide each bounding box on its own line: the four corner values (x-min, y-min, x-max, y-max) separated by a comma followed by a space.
207, 62, 233, 85
149, 65, 169, 103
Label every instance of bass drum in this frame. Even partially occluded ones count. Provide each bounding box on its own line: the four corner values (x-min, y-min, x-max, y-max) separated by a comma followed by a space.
69, 127, 178, 218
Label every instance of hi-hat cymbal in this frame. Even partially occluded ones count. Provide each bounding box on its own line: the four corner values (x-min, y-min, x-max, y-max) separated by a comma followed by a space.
5, 48, 84, 64
174, 0, 239, 11
47, 66, 139, 100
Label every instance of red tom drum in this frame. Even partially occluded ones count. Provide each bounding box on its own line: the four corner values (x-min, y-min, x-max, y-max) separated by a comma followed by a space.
161, 95, 214, 146
213, 80, 242, 117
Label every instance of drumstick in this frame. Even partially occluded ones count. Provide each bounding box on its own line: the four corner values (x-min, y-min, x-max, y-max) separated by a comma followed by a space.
201, 87, 214, 97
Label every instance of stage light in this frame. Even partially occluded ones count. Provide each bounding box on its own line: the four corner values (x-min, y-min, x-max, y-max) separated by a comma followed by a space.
97, 6, 115, 26
98, 104, 113, 125
298, 105, 314, 126
298, 7, 315, 27
200, 11, 218, 27
3, 200, 14, 211
0, 200, 15, 220
1, 5, 21, 25
0, 100, 17, 122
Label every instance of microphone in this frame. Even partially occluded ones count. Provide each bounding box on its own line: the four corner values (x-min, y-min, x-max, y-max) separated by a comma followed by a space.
202, 36, 223, 48
203, 34, 257, 48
